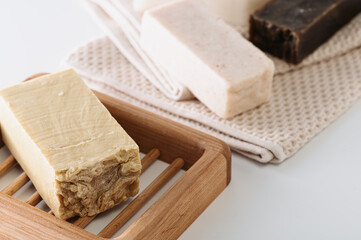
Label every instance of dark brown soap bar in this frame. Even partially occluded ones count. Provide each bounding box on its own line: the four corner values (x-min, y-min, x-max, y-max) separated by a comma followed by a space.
250, 0, 361, 64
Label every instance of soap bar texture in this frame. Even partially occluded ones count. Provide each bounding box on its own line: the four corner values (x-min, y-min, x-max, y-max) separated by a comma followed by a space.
203, 0, 268, 28
250, 0, 361, 64
0, 70, 141, 219
133, 0, 168, 12
134, 0, 268, 29
140, 0, 274, 119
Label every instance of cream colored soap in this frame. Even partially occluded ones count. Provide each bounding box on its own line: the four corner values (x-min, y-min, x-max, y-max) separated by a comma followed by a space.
134, 0, 268, 29
204, 0, 268, 28
140, 0, 274, 119
0, 69, 141, 219
134, 0, 168, 12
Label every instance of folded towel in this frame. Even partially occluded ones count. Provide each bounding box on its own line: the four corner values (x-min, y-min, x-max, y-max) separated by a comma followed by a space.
66, 1, 361, 163
83, 0, 193, 100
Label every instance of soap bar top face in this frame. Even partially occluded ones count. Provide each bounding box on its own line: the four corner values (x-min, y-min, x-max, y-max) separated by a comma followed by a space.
253, 0, 344, 31
0, 70, 141, 219
135, 0, 268, 29
141, 0, 274, 118
133, 0, 168, 12
143, 0, 272, 89
202, 0, 268, 28
250, 0, 361, 64
0, 70, 138, 171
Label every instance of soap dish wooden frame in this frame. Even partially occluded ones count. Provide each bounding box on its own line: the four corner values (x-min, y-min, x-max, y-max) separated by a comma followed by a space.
0, 74, 231, 240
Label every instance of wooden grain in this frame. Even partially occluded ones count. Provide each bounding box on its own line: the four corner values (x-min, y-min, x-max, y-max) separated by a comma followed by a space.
1, 172, 29, 196
0, 192, 101, 240
96, 91, 232, 183
24, 73, 231, 181
140, 148, 160, 172
0, 155, 16, 176
99, 158, 184, 238
26, 192, 42, 206
73, 215, 96, 229
0, 73, 231, 240
73, 148, 160, 228
117, 149, 228, 240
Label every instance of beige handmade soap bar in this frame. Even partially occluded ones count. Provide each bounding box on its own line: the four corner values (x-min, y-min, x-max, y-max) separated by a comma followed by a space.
0, 70, 141, 219
134, 0, 167, 12
140, 0, 274, 119
134, 0, 268, 29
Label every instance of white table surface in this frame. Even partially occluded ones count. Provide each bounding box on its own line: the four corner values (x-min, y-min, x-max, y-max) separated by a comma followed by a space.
1, 1, 361, 239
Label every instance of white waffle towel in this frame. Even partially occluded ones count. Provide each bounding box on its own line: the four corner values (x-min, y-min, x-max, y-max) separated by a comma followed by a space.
65, 1, 361, 163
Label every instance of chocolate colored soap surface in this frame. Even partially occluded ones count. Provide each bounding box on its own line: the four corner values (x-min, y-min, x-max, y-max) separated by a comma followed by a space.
250, 0, 361, 64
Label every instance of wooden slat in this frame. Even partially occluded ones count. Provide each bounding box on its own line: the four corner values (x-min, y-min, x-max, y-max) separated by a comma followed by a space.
73, 148, 160, 228
23, 149, 160, 212
0, 192, 101, 240
1, 172, 29, 196
98, 158, 184, 238
0, 155, 16, 176
73, 215, 96, 229
96, 90, 232, 182
140, 148, 160, 172
0, 74, 231, 239
26, 191, 42, 206
117, 149, 228, 240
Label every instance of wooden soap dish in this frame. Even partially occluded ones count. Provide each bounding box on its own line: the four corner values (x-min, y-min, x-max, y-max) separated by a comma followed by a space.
0, 74, 231, 240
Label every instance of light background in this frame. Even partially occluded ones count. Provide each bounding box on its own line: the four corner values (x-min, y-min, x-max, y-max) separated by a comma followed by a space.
1, 1, 361, 239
